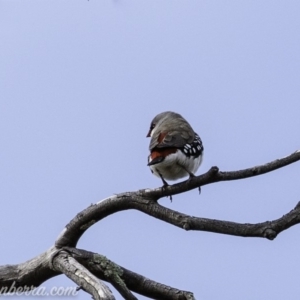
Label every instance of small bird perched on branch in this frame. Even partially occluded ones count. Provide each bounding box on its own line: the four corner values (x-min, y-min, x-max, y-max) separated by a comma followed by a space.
147, 111, 204, 187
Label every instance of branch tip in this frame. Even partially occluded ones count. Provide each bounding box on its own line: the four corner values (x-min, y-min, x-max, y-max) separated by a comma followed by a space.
209, 166, 219, 175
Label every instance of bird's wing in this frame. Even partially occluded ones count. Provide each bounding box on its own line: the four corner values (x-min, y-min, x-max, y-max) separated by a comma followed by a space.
149, 126, 194, 150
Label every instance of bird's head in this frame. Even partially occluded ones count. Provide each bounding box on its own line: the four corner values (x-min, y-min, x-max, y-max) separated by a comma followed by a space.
146, 111, 182, 137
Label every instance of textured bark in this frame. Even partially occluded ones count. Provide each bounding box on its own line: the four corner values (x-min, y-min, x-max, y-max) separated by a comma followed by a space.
62, 247, 194, 300
52, 251, 115, 300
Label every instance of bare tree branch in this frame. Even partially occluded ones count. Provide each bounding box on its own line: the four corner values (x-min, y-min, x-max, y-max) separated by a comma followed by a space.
0, 245, 193, 299
56, 150, 300, 248
133, 199, 300, 240
52, 251, 115, 300
0, 247, 58, 292
62, 247, 194, 300
145, 149, 300, 199
1, 150, 299, 299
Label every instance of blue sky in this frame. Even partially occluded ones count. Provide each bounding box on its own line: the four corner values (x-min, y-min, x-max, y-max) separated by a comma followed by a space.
1, 1, 300, 299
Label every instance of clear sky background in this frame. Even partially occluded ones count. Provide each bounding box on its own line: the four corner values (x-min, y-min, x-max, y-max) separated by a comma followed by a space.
1, 1, 300, 299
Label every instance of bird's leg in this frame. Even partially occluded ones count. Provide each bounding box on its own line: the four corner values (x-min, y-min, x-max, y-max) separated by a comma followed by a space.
179, 165, 201, 195
158, 173, 172, 201
159, 173, 169, 187
188, 172, 201, 194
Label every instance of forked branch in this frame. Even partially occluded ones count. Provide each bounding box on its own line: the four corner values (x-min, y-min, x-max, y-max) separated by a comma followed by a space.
0, 150, 299, 299
56, 150, 300, 247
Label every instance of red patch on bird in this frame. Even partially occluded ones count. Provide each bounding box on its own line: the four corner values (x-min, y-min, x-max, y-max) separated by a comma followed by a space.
150, 148, 177, 159
157, 132, 167, 143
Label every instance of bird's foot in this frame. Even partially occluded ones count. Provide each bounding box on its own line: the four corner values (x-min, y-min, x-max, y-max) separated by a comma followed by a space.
161, 177, 173, 202
159, 176, 173, 202
188, 173, 201, 195
161, 182, 173, 202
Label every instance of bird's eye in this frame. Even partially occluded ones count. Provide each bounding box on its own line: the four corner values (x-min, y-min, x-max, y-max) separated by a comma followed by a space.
150, 123, 155, 130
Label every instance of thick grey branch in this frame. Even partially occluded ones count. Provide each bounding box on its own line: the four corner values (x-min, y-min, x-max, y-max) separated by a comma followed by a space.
52, 251, 115, 300
0, 246, 58, 293
0, 245, 193, 299
63, 247, 195, 300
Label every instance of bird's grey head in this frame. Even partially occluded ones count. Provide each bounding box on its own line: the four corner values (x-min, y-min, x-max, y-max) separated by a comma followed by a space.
146, 111, 183, 137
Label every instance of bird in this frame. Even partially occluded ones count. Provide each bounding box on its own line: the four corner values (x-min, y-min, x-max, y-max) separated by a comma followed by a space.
146, 111, 204, 188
